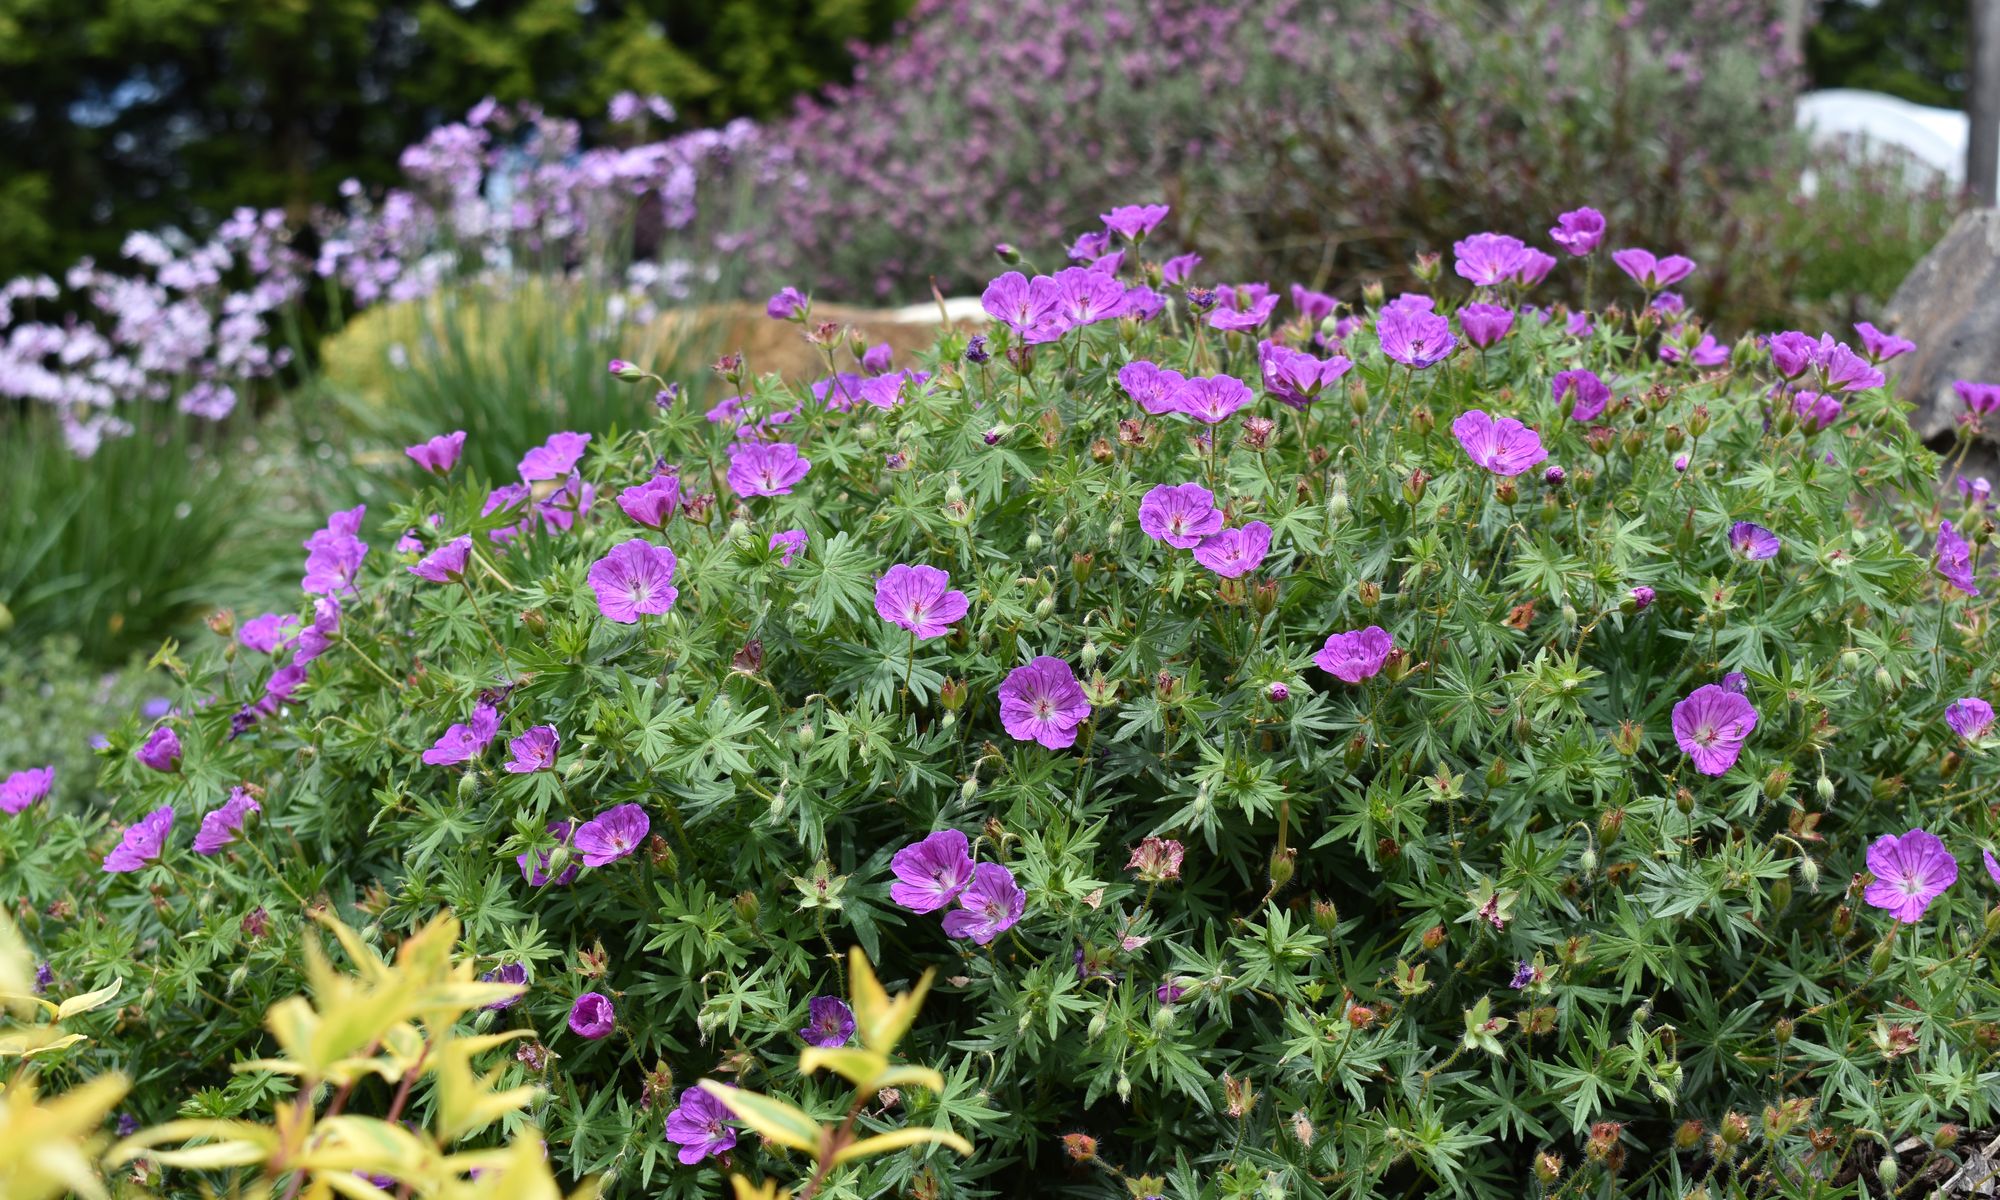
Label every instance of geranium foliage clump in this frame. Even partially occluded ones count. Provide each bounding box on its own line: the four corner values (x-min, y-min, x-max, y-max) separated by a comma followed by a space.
5, 205, 2000, 1199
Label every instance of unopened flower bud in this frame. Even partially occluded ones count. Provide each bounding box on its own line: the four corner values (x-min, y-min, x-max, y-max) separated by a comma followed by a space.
1534, 1152, 1563, 1185
1598, 808, 1625, 844
1252, 578, 1279, 615
1061, 1133, 1097, 1162
1268, 847, 1296, 889
1025, 531, 1043, 555
1421, 924, 1447, 951
1403, 468, 1430, 505
733, 891, 760, 924
960, 777, 980, 804
1674, 1120, 1705, 1151
1411, 406, 1435, 437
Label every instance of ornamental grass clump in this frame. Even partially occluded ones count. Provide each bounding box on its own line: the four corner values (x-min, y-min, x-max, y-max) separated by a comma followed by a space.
4, 202, 2000, 1199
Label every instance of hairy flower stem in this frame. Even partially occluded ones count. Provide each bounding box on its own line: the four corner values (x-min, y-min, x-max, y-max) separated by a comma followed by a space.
461, 580, 516, 679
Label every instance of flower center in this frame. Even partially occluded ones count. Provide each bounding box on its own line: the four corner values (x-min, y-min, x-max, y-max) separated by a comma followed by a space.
1034, 699, 1054, 720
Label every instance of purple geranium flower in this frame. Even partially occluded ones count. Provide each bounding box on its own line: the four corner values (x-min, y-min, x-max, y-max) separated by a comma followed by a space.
1551, 369, 1610, 421
890, 829, 976, 913
1119, 360, 1188, 415
136, 726, 182, 772
1161, 252, 1201, 285
1291, 284, 1337, 323
408, 535, 473, 584
1610, 248, 1695, 290
981, 271, 1064, 342
480, 962, 529, 1010
998, 656, 1092, 749
941, 861, 1026, 944
569, 991, 615, 1039
1946, 697, 1994, 741
482, 484, 533, 544
1, 766, 54, 815
1459, 303, 1515, 348
1377, 304, 1457, 369
1863, 829, 1957, 923
770, 529, 807, 566
302, 505, 368, 596
1630, 585, 1656, 611
1729, 522, 1781, 561
1193, 522, 1272, 578
1051, 266, 1126, 327
405, 430, 466, 474
1258, 340, 1352, 408
1314, 627, 1393, 683
1986, 850, 2000, 888
1102, 203, 1169, 241
1853, 321, 1914, 362
422, 702, 500, 766
1453, 410, 1549, 477
505, 725, 560, 774
801, 996, 856, 1048
1767, 330, 1817, 379
1954, 380, 2000, 415
587, 539, 679, 623
103, 805, 175, 873
1205, 292, 1280, 332
1936, 520, 1980, 595
1793, 390, 1843, 433
1660, 331, 1727, 368
1452, 232, 1528, 287
1672, 684, 1759, 776
1958, 476, 1992, 505
1549, 207, 1606, 256
1816, 339, 1884, 393
518, 820, 580, 886
1138, 483, 1224, 549
875, 565, 970, 640
1169, 374, 1255, 423
237, 613, 299, 654
665, 1087, 736, 1165
617, 473, 681, 529
766, 286, 807, 320
518, 432, 591, 482
573, 803, 649, 867
1513, 249, 1557, 287
726, 441, 811, 497
192, 787, 260, 855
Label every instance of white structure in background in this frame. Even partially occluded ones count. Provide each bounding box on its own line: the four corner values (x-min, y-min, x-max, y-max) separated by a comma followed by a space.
1796, 88, 1974, 187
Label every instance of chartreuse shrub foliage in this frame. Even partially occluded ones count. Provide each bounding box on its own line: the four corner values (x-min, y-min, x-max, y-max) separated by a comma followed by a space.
3, 208, 1999, 1200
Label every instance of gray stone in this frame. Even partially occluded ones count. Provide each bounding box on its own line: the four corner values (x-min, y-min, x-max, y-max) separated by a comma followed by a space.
1881, 207, 2000, 445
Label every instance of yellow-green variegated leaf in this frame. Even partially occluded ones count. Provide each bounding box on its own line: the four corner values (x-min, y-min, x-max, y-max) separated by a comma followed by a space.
0, 992, 61, 1018
729, 1174, 790, 1200
696, 1082, 824, 1155
21, 1033, 91, 1058
796, 1046, 887, 1088
54, 981, 122, 1020
871, 1065, 946, 1094
106, 1118, 276, 1166
844, 948, 934, 1054
830, 1126, 973, 1165
147, 1141, 276, 1169
317, 1171, 396, 1200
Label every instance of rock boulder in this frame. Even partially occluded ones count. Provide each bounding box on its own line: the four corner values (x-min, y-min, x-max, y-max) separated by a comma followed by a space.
1881, 208, 2000, 446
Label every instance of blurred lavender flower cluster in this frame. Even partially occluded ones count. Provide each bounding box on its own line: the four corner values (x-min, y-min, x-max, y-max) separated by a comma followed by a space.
0, 209, 304, 455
